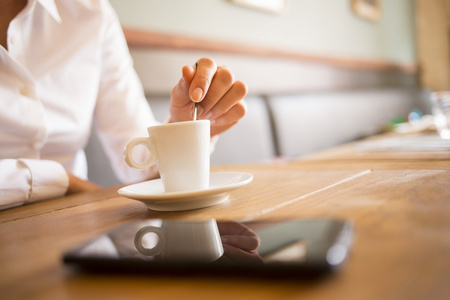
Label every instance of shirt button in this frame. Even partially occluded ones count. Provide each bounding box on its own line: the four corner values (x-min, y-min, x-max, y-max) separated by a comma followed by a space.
9, 36, 16, 45
20, 87, 33, 97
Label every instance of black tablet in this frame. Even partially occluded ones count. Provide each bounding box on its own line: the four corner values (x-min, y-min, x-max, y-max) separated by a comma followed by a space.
63, 218, 354, 279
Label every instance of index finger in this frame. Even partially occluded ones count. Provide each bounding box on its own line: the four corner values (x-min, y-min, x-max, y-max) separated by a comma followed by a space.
190, 58, 217, 102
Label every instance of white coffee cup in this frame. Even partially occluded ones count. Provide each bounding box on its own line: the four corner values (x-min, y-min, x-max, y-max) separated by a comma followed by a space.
124, 120, 210, 192
134, 219, 224, 262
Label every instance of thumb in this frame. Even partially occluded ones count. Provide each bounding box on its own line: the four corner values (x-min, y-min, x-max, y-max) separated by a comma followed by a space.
172, 65, 196, 105
170, 65, 196, 122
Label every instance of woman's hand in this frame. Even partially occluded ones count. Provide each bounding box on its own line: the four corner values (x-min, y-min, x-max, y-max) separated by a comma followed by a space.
170, 58, 248, 137
217, 221, 263, 263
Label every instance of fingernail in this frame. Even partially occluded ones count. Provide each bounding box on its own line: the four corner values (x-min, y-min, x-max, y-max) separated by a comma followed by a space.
191, 87, 203, 102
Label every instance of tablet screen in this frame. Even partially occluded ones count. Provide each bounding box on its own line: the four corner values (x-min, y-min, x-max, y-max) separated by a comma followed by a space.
63, 218, 353, 278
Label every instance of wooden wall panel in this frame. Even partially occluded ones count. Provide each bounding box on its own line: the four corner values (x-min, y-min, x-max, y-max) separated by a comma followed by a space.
415, 0, 450, 91
123, 28, 418, 74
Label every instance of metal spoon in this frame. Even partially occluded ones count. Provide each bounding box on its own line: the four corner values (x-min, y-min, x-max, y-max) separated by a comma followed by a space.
193, 62, 199, 121
193, 102, 198, 121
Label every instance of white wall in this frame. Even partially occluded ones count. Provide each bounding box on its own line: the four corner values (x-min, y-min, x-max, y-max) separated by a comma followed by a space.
109, 0, 416, 64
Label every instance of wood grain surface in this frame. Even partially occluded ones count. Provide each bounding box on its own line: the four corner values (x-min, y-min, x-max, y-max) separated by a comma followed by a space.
1, 133, 449, 300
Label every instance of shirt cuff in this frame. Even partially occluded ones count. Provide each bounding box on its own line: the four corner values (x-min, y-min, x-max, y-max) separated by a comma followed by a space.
18, 159, 69, 203
210, 135, 219, 154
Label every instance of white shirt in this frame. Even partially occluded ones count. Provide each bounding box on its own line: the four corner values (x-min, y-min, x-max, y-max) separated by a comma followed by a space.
0, 0, 158, 210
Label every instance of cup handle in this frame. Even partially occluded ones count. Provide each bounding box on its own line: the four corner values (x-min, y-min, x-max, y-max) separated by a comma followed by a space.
124, 137, 157, 169
134, 226, 165, 256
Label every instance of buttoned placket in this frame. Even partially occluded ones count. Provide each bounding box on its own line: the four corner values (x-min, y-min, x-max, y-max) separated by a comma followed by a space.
4, 12, 47, 160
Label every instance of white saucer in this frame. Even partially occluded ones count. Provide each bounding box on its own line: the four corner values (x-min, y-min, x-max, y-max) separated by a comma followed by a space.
117, 172, 253, 211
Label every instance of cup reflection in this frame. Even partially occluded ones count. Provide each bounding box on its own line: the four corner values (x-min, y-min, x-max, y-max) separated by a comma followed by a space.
134, 219, 223, 262
132, 219, 262, 264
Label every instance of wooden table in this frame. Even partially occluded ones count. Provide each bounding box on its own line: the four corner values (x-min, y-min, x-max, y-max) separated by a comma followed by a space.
1, 133, 449, 300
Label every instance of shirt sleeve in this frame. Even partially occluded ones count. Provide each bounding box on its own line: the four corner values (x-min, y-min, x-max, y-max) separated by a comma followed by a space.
92, 2, 159, 184
0, 159, 69, 211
